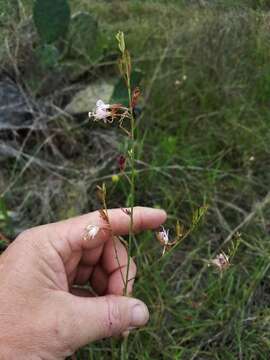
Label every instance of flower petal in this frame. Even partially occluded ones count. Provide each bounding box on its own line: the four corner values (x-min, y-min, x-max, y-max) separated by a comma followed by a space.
96, 99, 105, 107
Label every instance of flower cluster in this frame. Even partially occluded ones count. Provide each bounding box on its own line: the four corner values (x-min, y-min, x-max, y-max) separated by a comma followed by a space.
209, 252, 230, 272
88, 100, 111, 122
88, 99, 131, 127
156, 226, 172, 256
84, 224, 100, 241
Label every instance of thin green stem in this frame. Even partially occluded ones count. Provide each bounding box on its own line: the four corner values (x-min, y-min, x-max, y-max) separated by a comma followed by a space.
121, 67, 136, 360
103, 191, 127, 294
124, 77, 136, 296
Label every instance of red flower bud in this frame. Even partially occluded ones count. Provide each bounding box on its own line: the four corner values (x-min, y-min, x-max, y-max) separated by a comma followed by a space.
131, 87, 141, 108
118, 155, 126, 172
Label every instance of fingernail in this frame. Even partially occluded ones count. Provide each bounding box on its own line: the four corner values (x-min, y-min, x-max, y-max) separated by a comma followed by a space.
156, 208, 167, 217
130, 303, 149, 327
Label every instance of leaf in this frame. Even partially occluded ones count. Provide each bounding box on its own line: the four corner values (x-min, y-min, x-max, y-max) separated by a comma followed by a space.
191, 205, 209, 230
0, 0, 20, 23
228, 232, 241, 258
0, 197, 8, 223
33, 0, 71, 44
176, 220, 185, 239
102, 182, 107, 198
116, 31, 126, 53
96, 183, 107, 206
35, 44, 60, 69
111, 69, 143, 106
69, 12, 101, 61
0, 239, 8, 251
0, 197, 12, 236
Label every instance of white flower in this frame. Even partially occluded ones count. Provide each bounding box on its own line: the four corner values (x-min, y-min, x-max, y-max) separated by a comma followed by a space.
156, 226, 170, 255
209, 252, 230, 271
159, 226, 169, 245
88, 100, 111, 122
85, 225, 100, 240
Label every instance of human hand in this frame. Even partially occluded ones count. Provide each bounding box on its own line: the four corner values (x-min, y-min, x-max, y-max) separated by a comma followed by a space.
0, 207, 166, 359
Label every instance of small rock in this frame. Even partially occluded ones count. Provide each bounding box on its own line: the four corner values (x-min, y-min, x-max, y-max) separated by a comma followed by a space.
0, 76, 54, 130
0, 77, 34, 130
65, 80, 115, 115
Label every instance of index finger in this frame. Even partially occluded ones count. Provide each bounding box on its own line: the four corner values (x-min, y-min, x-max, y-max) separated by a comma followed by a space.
45, 207, 167, 260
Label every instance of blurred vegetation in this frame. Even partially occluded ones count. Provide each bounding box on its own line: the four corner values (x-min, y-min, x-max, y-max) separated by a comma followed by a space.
1, 0, 270, 359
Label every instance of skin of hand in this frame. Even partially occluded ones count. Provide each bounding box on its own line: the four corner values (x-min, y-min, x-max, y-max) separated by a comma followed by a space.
0, 207, 167, 359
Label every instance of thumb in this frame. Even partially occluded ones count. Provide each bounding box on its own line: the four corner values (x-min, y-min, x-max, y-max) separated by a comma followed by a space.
60, 293, 149, 350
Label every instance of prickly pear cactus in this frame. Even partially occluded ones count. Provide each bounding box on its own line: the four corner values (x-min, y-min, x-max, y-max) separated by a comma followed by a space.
33, 0, 71, 44
69, 12, 98, 58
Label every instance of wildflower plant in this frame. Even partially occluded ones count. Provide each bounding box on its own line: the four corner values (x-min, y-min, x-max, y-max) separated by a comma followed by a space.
209, 232, 241, 273
88, 31, 210, 357
89, 32, 141, 299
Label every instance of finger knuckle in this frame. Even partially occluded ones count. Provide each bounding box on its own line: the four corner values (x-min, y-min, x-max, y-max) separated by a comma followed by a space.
105, 296, 124, 337
133, 207, 144, 232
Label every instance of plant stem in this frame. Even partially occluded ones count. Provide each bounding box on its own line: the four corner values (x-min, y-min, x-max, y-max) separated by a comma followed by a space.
124, 77, 136, 296
121, 66, 136, 360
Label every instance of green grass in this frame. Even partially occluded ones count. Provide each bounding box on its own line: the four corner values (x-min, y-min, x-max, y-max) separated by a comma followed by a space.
1, 0, 270, 359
